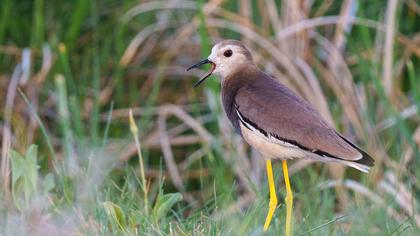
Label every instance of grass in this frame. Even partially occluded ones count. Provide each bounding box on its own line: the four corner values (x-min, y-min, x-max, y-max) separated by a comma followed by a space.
1, 0, 420, 235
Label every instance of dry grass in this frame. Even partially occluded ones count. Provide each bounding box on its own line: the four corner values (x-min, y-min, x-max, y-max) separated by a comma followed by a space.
0, 0, 419, 235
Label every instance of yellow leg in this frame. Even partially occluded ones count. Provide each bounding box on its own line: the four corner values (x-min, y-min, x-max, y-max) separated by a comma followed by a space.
263, 160, 278, 231
282, 160, 293, 236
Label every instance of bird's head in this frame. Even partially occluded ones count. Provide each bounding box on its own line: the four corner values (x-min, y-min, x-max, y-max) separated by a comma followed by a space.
187, 40, 253, 88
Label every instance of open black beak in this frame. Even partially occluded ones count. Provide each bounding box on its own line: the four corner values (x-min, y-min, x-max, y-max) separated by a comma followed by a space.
186, 59, 216, 88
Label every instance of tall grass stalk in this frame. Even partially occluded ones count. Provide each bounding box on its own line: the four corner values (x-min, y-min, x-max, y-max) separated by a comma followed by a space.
18, 89, 56, 161
55, 75, 73, 157
129, 109, 148, 214
31, 0, 44, 48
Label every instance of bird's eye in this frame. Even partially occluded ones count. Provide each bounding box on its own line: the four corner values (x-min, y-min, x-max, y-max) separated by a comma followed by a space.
223, 49, 232, 57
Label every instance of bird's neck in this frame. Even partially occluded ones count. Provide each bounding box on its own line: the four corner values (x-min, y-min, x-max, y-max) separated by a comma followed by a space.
220, 64, 261, 134
221, 64, 259, 86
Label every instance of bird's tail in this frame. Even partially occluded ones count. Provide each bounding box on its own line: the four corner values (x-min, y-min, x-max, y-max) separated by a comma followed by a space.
336, 133, 375, 172
336, 159, 371, 173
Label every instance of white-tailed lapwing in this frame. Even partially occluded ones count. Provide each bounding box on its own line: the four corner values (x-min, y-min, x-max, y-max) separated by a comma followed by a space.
187, 39, 374, 235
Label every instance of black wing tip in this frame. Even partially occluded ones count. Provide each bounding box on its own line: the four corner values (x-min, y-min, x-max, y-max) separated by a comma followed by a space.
337, 133, 375, 167
355, 149, 375, 167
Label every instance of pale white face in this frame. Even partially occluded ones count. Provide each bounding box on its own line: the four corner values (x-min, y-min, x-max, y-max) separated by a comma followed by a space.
207, 43, 250, 78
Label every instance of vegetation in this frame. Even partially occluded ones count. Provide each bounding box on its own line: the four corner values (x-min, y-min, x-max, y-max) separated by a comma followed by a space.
0, 0, 419, 235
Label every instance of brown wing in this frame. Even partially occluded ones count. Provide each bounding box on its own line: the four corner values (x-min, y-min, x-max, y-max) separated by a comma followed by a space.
234, 73, 364, 161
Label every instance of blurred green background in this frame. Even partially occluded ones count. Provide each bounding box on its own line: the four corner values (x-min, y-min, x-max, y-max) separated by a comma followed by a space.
0, 0, 419, 235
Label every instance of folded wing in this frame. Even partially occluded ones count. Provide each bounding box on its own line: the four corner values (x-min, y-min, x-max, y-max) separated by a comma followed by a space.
234, 74, 372, 165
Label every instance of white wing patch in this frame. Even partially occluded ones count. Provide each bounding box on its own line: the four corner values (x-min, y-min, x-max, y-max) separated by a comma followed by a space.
236, 109, 298, 148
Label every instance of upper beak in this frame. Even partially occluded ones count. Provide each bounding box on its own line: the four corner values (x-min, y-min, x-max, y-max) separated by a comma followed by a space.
186, 59, 216, 88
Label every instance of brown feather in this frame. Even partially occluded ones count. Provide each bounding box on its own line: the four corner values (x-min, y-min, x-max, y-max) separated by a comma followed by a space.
222, 65, 374, 166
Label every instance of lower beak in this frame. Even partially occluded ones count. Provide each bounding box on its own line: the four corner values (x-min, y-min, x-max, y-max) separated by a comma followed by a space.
186, 59, 216, 88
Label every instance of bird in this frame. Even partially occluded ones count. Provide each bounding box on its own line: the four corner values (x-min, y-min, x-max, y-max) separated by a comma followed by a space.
187, 39, 374, 235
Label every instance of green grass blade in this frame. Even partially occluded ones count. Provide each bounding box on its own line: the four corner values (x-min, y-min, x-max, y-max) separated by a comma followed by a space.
31, 0, 44, 48
65, 0, 90, 50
